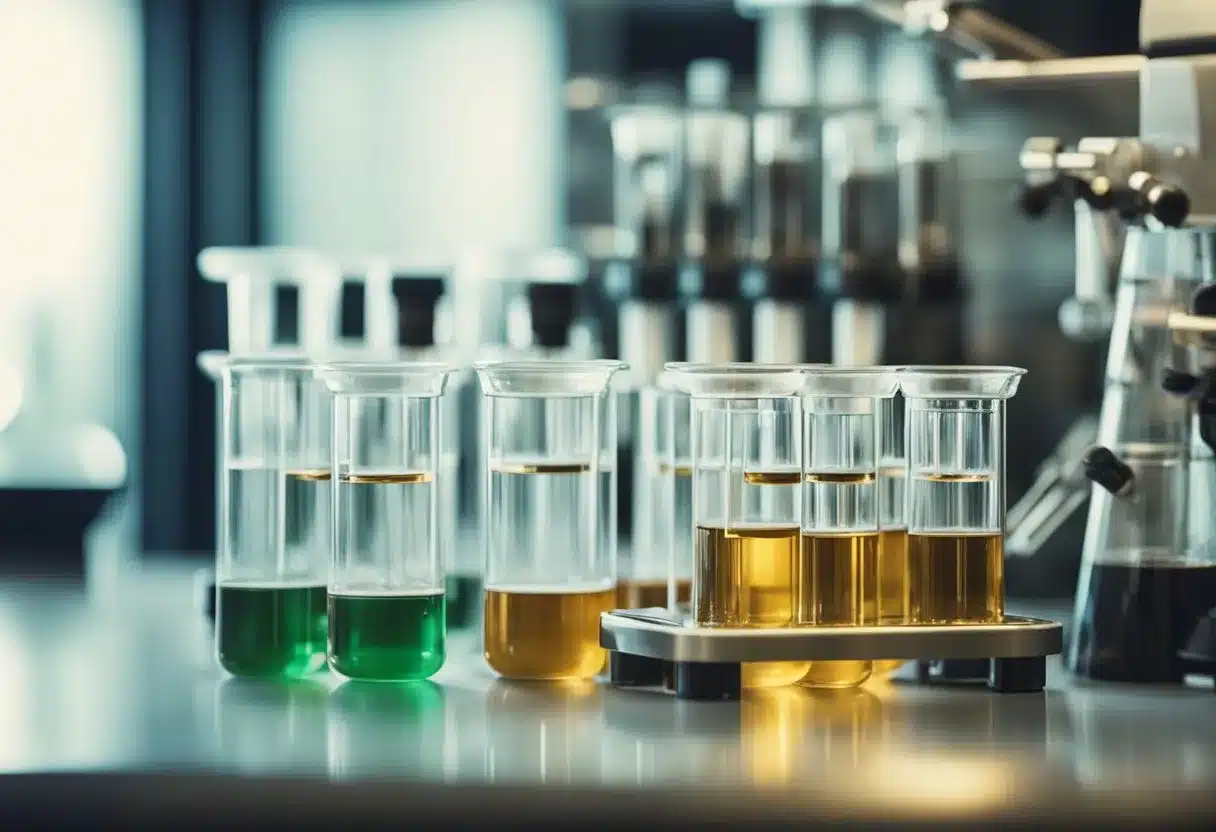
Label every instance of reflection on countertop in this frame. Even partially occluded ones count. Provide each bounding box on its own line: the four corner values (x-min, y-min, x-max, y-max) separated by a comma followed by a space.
3, 559, 1216, 817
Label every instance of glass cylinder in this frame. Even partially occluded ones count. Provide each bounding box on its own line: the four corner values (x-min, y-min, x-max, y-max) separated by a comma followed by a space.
608, 103, 684, 262
899, 366, 1026, 624
667, 362, 810, 688
751, 106, 819, 267
876, 391, 910, 676
622, 373, 693, 611
216, 355, 330, 678
475, 359, 625, 680
821, 110, 899, 298
319, 361, 454, 682
799, 367, 899, 689
895, 107, 959, 289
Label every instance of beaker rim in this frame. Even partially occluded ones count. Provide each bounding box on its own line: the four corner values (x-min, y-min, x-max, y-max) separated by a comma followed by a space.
897, 365, 1026, 399
197, 246, 335, 283
665, 362, 811, 398
802, 366, 901, 398
220, 352, 313, 373
316, 360, 454, 397
473, 359, 626, 398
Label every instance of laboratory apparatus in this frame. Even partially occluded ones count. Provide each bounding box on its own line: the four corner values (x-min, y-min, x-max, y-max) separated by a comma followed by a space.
746, 99, 820, 364
679, 60, 750, 365
667, 362, 810, 689
899, 366, 1025, 625
0, 295, 125, 561
197, 246, 338, 356
319, 361, 453, 682
822, 109, 899, 366
475, 359, 625, 680
799, 367, 899, 689
1012, 0, 1216, 683
620, 372, 692, 611
389, 270, 481, 630
603, 94, 685, 546
875, 391, 909, 677
1069, 236, 1215, 683
215, 355, 330, 678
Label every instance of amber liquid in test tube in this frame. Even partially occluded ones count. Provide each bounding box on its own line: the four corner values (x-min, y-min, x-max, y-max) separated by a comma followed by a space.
476, 360, 625, 681
899, 366, 1024, 625
670, 363, 810, 689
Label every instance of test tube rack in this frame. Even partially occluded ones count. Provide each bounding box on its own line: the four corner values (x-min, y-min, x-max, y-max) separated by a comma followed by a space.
601, 609, 1063, 701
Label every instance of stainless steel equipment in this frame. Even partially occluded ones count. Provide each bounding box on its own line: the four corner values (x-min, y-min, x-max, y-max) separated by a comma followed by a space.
602, 608, 1062, 700
1015, 0, 1216, 683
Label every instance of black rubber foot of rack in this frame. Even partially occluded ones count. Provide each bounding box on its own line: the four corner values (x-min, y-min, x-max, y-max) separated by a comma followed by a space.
989, 656, 1047, 693
609, 652, 666, 687
675, 662, 741, 701
932, 659, 992, 682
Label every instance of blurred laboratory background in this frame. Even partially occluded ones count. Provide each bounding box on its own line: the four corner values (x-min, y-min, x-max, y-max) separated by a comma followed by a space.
0, 0, 1139, 603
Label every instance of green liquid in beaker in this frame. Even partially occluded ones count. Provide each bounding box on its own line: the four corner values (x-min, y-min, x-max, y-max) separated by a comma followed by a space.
217, 581, 328, 678
328, 590, 446, 681
445, 573, 483, 630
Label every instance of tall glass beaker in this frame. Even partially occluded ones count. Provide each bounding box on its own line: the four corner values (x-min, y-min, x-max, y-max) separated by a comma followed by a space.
476, 360, 625, 680
667, 362, 810, 688
899, 366, 1026, 624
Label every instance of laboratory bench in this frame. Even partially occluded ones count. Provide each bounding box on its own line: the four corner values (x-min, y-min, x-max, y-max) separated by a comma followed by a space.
1, 555, 1215, 827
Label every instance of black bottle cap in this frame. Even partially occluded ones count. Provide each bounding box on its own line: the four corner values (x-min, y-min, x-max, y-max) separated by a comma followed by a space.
1162, 367, 1203, 397
1192, 284, 1216, 318
527, 281, 579, 349
1147, 183, 1190, 229
391, 275, 446, 348
1081, 445, 1135, 497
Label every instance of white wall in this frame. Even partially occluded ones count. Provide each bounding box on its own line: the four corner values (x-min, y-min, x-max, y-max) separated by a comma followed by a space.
0, 0, 142, 539
264, 0, 565, 262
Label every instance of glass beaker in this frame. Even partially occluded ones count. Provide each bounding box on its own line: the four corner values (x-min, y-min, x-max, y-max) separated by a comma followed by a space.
197, 246, 338, 356
899, 366, 1026, 624
621, 372, 693, 611
319, 361, 454, 682
667, 362, 810, 688
216, 355, 331, 678
475, 359, 625, 680
876, 391, 910, 676
798, 367, 899, 689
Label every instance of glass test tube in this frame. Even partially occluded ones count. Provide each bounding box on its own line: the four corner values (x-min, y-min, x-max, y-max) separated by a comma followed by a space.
899, 366, 1026, 624
441, 367, 482, 630
875, 391, 909, 676
667, 363, 810, 689
799, 368, 899, 689
621, 373, 693, 611
216, 356, 330, 678
476, 360, 625, 680
319, 361, 453, 682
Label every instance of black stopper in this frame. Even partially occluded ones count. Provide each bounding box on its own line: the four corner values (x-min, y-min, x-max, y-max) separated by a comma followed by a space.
338, 278, 366, 339
391, 275, 446, 349
1146, 182, 1190, 229
1162, 367, 1203, 397
1192, 284, 1216, 318
526, 281, 579, 349
1081, 445, 1135, 496
1016, 181, 1056, 219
